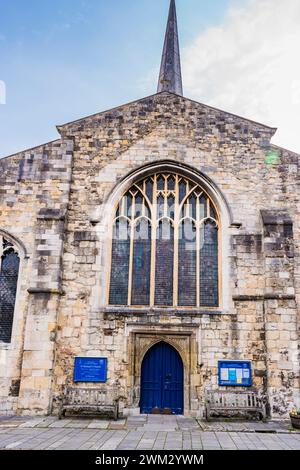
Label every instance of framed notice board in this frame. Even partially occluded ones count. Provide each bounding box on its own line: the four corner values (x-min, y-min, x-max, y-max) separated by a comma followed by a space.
218, 360, 252, 387
74, 357, 107, 383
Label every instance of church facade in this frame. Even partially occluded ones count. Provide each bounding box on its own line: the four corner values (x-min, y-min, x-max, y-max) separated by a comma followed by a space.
0, 0, 299, 418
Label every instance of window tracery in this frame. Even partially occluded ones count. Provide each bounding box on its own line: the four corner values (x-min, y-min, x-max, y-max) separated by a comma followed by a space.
109, 172, 219, 308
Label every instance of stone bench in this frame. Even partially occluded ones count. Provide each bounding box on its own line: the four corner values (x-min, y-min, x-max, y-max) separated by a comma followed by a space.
205, 390, 267, 421
58, 386, 120, 421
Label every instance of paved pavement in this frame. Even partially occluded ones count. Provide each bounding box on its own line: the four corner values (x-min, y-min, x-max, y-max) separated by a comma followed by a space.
0, 415, 300, 450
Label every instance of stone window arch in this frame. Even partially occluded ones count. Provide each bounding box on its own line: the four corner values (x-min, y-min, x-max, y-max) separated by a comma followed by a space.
0, 234, 21, 343
108, 171, 220, 308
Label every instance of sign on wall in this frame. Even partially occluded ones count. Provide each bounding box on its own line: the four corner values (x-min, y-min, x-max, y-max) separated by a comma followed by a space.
74, 357, 107, 383
218, 360, 252, 387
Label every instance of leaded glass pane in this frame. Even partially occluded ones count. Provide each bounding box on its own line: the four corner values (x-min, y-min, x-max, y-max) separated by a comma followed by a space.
167, 195, 175, 220
190, 195, 197, 220
157, 176, 165, 191
109, 220, 130, 305
124, 193, 133, 218
135, 195, 143, 218
179, 180, 186, 203
144, 201, 150, 219
210, 203, 217, 220
200, 222, 219, 307
3, 239, 13, 249
0, 250, 19, 343
146, 179, 153, 203
178, 221, 197, 307
155, 221, 174, 306
168, 176, 175, 191
200, 195, 207, 219
131, 220, 151, 306
157, 195, 164, 219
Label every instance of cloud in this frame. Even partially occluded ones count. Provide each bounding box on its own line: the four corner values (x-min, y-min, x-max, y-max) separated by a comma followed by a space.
182, 0, 300, 153
137, 66, 159, 95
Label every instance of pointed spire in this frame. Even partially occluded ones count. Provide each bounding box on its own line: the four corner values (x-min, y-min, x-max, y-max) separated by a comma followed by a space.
157, 0, 183, 96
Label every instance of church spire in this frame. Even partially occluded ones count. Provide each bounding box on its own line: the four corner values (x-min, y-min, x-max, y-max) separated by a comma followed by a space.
157, 0, 183, 96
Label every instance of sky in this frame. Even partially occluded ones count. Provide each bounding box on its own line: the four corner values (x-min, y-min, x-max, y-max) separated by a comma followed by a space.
0, 0, 299, 158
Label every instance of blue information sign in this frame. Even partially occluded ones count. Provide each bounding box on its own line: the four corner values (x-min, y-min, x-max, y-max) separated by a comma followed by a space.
74, 357, 107, 383
218, 360, 252, 387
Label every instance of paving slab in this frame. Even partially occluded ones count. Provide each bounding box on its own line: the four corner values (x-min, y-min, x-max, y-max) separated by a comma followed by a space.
108, 419, 127, 430
48, 419, 74, 428
65, 419, 92, 428
1, 415, 300, 450
36, 417, 58, 428
19, 417, 48, 428
87, 419, 110, 429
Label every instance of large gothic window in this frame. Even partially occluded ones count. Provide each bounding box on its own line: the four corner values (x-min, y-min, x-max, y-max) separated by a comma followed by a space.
0, 236, 20, 343
109, 172, 219, 308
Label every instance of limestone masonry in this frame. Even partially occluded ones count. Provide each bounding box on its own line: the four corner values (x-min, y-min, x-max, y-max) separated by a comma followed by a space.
0, 1, 299, 419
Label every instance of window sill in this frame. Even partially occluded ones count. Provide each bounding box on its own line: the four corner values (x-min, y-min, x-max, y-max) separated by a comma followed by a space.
103, 307, 223, 316
0, 342, 12, 350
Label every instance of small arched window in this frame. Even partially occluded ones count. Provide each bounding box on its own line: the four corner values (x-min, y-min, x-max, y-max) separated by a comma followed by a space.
0, 235, 20, 343
108, 172, 219, 308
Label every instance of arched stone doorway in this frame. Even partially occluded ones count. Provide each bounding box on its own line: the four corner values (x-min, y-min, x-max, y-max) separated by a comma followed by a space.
140, 341, 184, 415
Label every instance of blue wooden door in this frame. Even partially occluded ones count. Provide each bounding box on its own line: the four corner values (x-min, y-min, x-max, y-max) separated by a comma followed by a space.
140, 342, 184, 415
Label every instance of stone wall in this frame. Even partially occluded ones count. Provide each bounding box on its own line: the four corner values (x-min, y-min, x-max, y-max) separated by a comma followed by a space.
0, 91, 299, 417
0, 139, 73, 414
